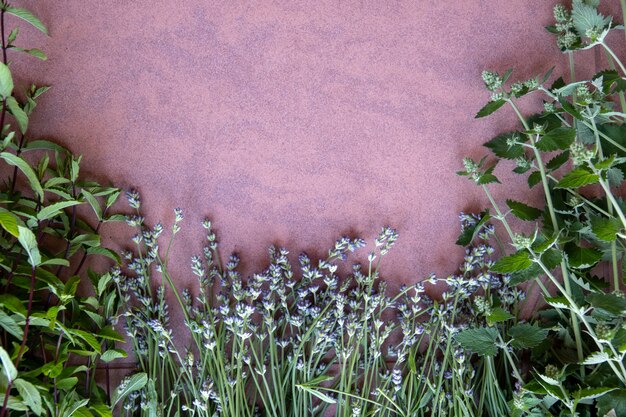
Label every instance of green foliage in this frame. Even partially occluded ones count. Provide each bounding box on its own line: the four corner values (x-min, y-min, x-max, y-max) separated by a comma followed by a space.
0, 5, 128, 417
459, 1, 626, 415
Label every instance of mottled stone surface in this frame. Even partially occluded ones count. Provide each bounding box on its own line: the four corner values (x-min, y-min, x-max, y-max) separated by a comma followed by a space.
11, 1, 621, 289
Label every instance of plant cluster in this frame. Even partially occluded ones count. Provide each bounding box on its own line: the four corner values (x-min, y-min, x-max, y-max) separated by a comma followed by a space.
0, 3, 134, 417
457, 1, 626, 415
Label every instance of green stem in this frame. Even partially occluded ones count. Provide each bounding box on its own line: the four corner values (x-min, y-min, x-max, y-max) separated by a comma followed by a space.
601, 42, 626, 76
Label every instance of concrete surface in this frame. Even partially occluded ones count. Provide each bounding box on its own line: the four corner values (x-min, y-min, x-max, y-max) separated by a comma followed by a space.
11, 1, 622, 289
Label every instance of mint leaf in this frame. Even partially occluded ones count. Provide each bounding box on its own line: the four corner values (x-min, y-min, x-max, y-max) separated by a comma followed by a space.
546, 151, 570, 171
487, 307, 514, 325
528, 171, 542, 188
5, 7, 48, 35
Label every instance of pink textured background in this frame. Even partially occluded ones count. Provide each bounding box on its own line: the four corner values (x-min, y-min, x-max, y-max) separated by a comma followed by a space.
12, 1, 623, 287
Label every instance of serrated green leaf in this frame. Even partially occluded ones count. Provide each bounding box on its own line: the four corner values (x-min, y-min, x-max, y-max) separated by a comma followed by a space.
590, 216, 622, 241
528, 171, 542, 188
535, 127, 576, 151
545, 296, 570, 309
556, 168, 599, 189
506, 199, 542, 221
0, 345, 17, 382
484, 132, 525, 159
571, 0, 611, 38
575, 119, 595, 144
1, 152, 43, 201
508, 323, 549, 349
6, 96, 27, 134
5, 7, 48, 35
565, 243, 602, 269
476, 99, 506, 118
587, 293, 626, 316
37, 200, 80, 221
100, 349, 127, 362
607, 167, 624, 187
546, 151, 570, 171
487, 307, 514, 324
14, 378, 42, 415
581, 351, 609, 365
597, 389, 626, 416
112, 372, 147, 407
491, 251, 533, 273
455, 327, 498, 356
573, 387, 615, 402
17, 225, 40, 267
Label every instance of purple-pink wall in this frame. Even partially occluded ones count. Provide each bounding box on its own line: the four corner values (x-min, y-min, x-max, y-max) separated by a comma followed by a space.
14, 1, 622, 287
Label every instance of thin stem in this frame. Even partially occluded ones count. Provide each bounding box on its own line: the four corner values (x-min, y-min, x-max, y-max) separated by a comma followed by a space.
601, 42, 626, 76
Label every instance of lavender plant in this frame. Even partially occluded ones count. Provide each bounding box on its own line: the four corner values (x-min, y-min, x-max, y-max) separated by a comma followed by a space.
459, 1, 626, 415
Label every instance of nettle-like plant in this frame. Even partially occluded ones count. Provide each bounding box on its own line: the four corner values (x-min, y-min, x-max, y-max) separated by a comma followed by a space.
459, 1, 626, 415
0, 3, 130, 417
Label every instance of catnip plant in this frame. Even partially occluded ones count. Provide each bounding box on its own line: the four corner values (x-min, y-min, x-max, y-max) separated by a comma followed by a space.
458, 1, 626, 415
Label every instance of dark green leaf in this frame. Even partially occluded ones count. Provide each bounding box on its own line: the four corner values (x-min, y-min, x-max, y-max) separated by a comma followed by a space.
506, 199, 542, 221
455, 327, 498, 356
484, 132, 525, 159
528, 171, 542, 188
573, 387, 615, 402
508, 323, 549, 349
556, 168, 599, 189
535, 127, 576, 151
596, 389, 626, 416
86, 246, 121, 264
586, 293, 626, 316
491, 251, 533, 273
98, 326, 125, 342
476, 99, 506, 118
565, 243, 602, 269
56, 377, 78, 391
546, 151, 570, 171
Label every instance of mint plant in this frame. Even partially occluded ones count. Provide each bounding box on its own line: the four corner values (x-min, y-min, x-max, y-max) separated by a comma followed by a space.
459, 1, 626, 415
0, 3, 133, 416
